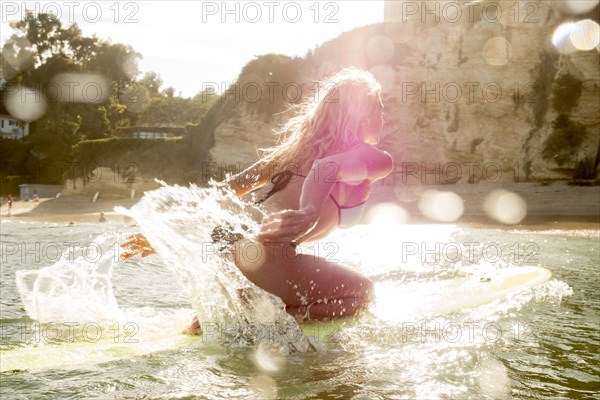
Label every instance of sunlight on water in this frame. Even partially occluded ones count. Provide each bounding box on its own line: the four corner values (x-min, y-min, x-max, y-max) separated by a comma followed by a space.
365, 202, 408, 225
3, 218, 587, 398
248, 374, 278, 399
477, 357, 511, 399
330, 224, 457, 277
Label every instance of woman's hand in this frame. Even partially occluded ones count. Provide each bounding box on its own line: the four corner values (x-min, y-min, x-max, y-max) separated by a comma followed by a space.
120, 233, 157, 260
257, 207, 319, 244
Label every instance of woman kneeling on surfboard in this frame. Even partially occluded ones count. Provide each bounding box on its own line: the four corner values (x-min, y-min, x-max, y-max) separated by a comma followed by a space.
122, 67, 393, 333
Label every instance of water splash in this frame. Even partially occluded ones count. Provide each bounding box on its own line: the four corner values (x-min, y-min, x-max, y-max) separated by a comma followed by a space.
116, 181, 316, 353
15, 235, 122, 323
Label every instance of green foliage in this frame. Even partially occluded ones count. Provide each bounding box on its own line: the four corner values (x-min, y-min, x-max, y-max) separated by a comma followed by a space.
74, 105, 111, 139
8, 13, 64, 66
1, 12, 213, 185
552, 73, 583, 114
237, 54, 304, 121
572, 156, 597, 180
73, 137, 200, 184
138, 72, 163, 97
0, 138, 33, 192
542, 114, 588, 166
135, 95, 213, 126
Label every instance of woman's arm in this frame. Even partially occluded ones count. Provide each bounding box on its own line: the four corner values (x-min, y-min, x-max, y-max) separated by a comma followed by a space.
219, 159, 271, 196
299, 143, 393, 214
121, 160, 273, 260
258, 143, 393, 243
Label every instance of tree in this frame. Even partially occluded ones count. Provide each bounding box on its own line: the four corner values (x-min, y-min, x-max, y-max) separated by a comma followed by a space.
1, 12, 214, 184
76, 105, 110, 139
139, 72, 163, 96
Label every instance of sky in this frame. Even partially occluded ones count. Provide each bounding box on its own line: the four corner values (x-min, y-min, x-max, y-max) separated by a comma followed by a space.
1, 1, 385, 98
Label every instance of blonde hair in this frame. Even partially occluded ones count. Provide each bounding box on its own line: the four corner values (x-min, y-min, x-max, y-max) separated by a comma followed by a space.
259, 67, 381, 176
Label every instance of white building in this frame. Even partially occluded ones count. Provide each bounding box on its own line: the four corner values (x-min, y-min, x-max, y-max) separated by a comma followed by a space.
0, 114, 29, 139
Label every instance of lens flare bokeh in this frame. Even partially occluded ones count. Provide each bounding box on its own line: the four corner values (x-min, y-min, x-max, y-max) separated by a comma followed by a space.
552, 22, 579, 54
418, 190, 464, 223
570, 19, 600, 51
483, 189, 527, 224
552, 19, 599, 53
562, 0, 600, 14
3, 84, 48, 121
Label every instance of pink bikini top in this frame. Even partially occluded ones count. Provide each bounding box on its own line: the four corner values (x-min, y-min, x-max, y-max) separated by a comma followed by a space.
258, 171, 367, 228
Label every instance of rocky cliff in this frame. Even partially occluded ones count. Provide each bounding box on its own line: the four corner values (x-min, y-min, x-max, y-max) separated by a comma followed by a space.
208, 0, 599, 183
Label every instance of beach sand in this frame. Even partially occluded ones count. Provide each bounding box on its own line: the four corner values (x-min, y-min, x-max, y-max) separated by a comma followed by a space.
1, 181, 598, 231
368, 181, 600, 231
0, 195, 138, 224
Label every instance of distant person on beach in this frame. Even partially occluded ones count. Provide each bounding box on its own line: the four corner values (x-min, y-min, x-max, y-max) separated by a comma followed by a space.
99, 212, 108, 223
122, 68, 393, 334
7, 194, 13, 216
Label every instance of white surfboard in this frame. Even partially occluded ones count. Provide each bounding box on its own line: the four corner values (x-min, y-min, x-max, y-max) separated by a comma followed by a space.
371, 266, 552, 322
0, 329, 194, 373
1, 267, 552, 372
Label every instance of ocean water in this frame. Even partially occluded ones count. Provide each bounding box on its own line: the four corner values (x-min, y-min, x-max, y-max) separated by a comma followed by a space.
0, 185, 598, 399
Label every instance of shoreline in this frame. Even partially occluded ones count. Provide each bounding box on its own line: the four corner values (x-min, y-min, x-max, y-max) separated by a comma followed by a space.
0, 196, 138, 224
1, 182, 599, 231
